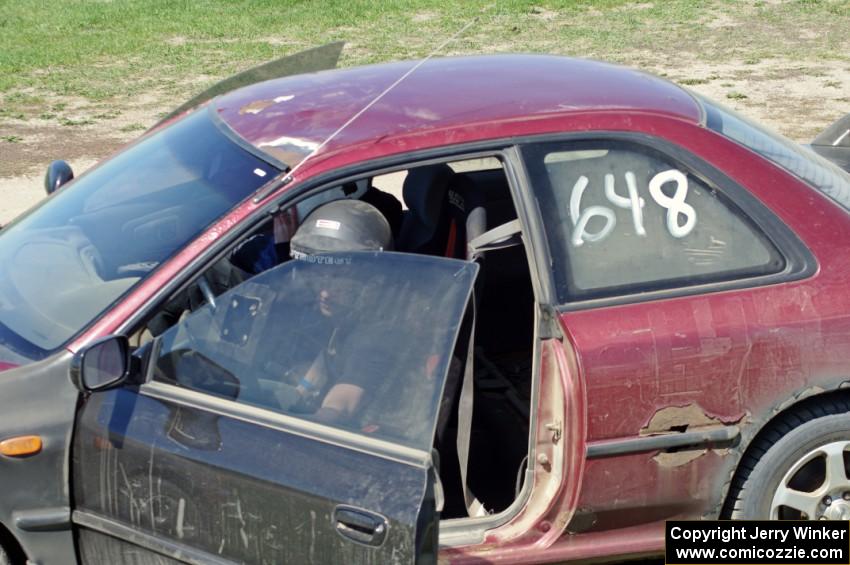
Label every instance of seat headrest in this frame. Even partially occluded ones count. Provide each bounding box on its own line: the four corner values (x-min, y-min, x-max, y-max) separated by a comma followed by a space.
402, 164, 454, 229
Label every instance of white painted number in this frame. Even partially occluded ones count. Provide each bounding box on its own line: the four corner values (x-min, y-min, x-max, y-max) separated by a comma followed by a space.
570, 176, 616, 247
568, 168, 697, 247
647, 169, 696, 238
604, 172, 646, 236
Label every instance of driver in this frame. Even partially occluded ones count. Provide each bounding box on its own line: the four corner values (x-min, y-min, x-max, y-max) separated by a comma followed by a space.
277, 198, 395, 425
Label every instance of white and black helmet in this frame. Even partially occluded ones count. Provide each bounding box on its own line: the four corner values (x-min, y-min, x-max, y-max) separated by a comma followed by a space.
290, 199, 394, 259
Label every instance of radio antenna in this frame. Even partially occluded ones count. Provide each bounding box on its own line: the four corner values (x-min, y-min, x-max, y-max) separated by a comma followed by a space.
255, 16, 479, 201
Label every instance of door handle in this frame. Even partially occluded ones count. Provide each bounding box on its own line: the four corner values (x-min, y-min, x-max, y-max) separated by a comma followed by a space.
333, 505, 388, 547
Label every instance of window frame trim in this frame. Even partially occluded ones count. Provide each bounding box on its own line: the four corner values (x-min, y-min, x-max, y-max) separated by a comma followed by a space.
516, 131, 817, 312
138, 379, 433, 467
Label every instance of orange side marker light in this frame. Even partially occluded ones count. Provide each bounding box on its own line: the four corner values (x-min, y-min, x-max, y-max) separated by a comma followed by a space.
0, 435, 42, 457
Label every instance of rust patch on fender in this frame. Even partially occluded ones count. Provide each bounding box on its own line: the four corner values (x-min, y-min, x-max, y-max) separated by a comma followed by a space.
640, 403, 723, 436
653, 449, 706, 467
641, 404, 741, 468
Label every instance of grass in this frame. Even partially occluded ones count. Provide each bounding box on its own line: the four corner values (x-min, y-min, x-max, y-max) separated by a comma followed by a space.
59, 117, 94, 127
679, 78, 710, 85
0, 0, 847, 120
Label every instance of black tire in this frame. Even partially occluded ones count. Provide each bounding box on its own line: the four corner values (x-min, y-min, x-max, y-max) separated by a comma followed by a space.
729, 398, 850, 519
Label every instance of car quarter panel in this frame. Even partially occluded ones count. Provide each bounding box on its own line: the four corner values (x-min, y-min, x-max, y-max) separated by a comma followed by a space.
552, 123, 850, 534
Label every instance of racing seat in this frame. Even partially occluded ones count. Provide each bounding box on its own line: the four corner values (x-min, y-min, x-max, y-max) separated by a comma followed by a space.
397, 163, 490, 260
397, 164, 454, 256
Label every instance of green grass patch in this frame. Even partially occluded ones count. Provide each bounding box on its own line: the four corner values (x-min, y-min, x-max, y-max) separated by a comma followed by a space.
92, 111, 121, 120
679, 78, 709, 85
59, 117, 94, 127
119, 123, 147, 132
0, 0, 846, 115
0, 108, 26, 120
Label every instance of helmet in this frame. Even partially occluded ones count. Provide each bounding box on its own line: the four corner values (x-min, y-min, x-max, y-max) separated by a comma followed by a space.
290, 199, 393, 259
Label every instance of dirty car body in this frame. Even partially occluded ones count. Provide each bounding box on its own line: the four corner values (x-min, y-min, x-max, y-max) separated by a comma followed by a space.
1, 53, 850, 563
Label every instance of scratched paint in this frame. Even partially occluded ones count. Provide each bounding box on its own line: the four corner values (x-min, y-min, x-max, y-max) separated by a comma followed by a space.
639, 403, 726, 436
73, 390, 430, 564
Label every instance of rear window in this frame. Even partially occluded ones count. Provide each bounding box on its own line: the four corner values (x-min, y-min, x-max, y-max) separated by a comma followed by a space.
523, 140, 785, 303
699, 95, 850, 211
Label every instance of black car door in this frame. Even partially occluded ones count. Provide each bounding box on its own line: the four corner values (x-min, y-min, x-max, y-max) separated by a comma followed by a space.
71, 252, 476, 564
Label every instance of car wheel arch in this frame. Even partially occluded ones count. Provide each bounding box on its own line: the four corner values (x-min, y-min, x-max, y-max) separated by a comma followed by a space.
0, 519, 27, 564
717, 387, 850, 519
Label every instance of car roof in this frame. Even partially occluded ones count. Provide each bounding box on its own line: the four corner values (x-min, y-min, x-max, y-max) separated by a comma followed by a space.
214, 54, 702, 168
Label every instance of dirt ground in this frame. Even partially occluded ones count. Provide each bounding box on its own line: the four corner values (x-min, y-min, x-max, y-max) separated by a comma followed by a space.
1, 52, 847, 225
0, 89, 168, 224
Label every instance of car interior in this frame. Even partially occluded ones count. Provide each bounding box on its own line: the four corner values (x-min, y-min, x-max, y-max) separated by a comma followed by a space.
133, 156, 537, 522
373, 159, 536, 519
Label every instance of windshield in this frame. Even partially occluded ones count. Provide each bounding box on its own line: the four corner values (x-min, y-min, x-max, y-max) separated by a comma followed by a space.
698, 94, 850, 211
155, 252, 477, 450
0, 108, 280, 362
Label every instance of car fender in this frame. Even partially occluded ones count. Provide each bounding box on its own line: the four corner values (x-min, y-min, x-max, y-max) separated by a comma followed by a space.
0, 351, 78, 563
711, 376, 850, 518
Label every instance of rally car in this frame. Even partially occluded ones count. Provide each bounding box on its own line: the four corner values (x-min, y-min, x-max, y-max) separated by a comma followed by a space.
0, 44, 850, 564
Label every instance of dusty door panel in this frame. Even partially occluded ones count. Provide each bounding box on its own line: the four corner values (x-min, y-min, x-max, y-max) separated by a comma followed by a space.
72, 252, 478, 564
73, 389, 431, 564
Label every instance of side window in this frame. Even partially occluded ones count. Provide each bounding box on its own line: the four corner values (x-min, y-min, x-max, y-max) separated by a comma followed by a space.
522, 140, 785, 302
149, 251, 476, 450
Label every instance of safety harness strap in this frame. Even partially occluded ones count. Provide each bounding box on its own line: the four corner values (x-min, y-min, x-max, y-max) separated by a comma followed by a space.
456, 219, 524, 517
456, 299, 486, 516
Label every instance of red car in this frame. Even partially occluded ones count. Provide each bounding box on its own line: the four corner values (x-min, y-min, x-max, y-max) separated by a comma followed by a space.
1, 46, 850, 564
